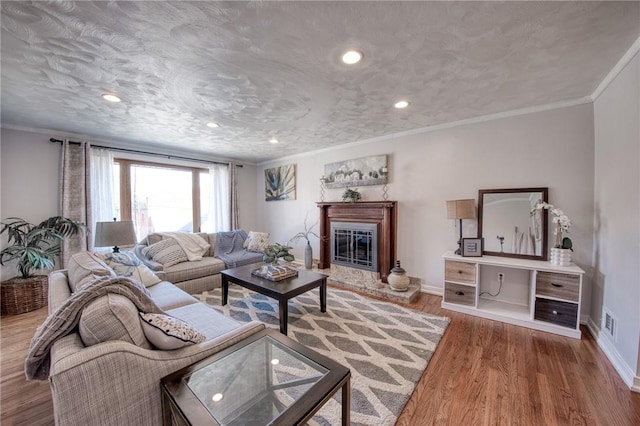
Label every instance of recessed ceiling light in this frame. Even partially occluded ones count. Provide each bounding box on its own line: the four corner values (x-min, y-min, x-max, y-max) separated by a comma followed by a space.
269, 138, 279, 144
206, 122, 219, 128
101, 93, 121, 103
211, 393, 223, 402
341, 50, 363, 65
394, 100, 409, 109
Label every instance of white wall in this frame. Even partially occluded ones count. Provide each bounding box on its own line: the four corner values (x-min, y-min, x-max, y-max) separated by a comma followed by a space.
1, 130, 61, 279
257, 104, 595, 315
0, 128, 259, 280
593, 51, 640, 389
1, 129, 60, 222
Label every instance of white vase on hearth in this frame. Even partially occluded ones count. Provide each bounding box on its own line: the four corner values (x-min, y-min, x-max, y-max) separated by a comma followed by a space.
388, 260, 410, 292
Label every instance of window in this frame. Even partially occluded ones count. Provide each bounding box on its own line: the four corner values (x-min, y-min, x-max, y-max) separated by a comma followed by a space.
115, 159, 228, 241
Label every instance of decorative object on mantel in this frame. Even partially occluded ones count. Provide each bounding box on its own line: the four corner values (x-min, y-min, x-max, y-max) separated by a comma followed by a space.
0, 216, 87, 315
388, 260, 410, 292
446, 199, 476, 255
323, 154, 387, 189
262, 243, 295, 264
532, 202, 573, 266
342, 187, 362, 203
289, 214, 320, 269
319, 175, 325, 201
380, 166, 389, 200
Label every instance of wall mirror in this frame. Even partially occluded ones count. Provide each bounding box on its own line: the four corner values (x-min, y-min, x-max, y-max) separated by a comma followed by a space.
478, 187, 548, 260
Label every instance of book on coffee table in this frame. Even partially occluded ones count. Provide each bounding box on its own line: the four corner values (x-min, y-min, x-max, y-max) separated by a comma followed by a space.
251, 264, 298, 281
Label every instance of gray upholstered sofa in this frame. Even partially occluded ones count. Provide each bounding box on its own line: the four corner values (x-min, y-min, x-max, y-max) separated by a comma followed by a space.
133, 230, 265, 294
44, 251, 265, 426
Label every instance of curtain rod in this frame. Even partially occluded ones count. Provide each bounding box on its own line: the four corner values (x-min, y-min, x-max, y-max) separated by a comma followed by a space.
49, 138, 242, 167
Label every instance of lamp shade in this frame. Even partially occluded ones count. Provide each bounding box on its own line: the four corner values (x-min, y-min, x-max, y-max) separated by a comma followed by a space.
94, 220, 137, 249
446, 199, 476, 220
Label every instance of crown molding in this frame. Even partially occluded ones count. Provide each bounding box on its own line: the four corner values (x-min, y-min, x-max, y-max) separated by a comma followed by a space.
591, 36, 640, 101
259, 96, 592, 166
1, 124, 255, 167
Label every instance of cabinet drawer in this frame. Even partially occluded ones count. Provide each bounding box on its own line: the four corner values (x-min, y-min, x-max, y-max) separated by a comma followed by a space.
444, 260, 476, 284
536, 271, 580, 302
534, 298, 578, 328
444, 282, 476, 306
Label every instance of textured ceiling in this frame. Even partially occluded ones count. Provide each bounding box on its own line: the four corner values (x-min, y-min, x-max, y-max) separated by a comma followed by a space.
1, 1, 639, 163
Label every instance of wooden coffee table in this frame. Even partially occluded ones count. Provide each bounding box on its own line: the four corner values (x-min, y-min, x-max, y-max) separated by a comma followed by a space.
221, 263, 327, 335
161, 328, 351, 425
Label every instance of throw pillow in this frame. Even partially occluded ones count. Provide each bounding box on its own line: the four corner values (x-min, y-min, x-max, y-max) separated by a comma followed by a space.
95, 251, 161, 287
243, 231, 270, 252
79, 293, 151, 349
141, 238, 188, 267
67, 251, 116, 292
139, 313, 206, 350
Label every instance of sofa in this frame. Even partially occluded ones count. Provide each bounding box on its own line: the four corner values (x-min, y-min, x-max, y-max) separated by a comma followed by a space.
42, 250, 266, 426
133, 230, 267, 294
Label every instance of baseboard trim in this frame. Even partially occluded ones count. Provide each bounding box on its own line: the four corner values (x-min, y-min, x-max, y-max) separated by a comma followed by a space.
421, 283, 442, 296
586, 317, 639, 392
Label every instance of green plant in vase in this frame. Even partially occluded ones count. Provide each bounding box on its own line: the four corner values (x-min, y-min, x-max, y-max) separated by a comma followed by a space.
0, 216, 87, 315
262, 243, 295, 264
1, 216, 88, 278
342, 187, 361, 203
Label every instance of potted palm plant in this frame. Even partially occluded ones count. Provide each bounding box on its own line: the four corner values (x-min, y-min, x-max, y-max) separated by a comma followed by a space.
0, 216, 87, 315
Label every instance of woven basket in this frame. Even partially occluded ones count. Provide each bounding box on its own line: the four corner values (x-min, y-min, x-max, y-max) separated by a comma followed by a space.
1, 275, 48, 315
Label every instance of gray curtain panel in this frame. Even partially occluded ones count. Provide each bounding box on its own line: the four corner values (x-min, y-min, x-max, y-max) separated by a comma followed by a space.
60, 140, 92, 266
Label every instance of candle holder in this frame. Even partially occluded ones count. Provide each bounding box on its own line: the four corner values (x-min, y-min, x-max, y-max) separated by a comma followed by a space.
381, 167, 389, 200
319, 176, 325, 201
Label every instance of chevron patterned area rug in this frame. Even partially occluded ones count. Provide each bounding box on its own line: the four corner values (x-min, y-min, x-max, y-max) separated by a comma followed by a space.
194, 285, 449, 426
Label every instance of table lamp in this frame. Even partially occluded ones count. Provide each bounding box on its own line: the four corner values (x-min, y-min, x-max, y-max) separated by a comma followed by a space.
94, 219, 137, 252
446, 199, 476, 255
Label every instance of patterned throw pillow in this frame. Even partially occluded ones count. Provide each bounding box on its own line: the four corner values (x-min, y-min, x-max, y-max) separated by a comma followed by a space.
139, 313, 206, 350
95, 251, 161, 287
243, 231, 270, 252
141, 238, 188, 267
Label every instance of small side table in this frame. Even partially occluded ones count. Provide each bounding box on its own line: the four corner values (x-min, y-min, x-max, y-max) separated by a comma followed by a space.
161, 329, 350, 425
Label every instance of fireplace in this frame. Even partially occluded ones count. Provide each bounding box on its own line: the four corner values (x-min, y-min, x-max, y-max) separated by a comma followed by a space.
331, 221, 378, 272
317, 201, 397, 282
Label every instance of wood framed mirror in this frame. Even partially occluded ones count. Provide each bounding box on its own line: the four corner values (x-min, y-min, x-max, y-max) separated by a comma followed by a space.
478, 187, 548, 260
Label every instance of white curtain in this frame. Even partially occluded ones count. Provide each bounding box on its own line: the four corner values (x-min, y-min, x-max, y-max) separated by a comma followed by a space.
230, 162, 239, 230
90, 147, 115, 236
202, 163, 230, 232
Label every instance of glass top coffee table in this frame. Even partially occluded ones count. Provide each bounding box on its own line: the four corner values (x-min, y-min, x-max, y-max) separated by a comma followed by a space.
161, 329, 350, 426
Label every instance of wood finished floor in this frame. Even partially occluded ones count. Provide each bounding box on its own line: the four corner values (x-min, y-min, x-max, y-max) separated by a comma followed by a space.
1, 291, 639, 425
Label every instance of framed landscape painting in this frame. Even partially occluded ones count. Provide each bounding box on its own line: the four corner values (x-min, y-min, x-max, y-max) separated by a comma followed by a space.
323, 155, 387, 189
265, 164, 296, 201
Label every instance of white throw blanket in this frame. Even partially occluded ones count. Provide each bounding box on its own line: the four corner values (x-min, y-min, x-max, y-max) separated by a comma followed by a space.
160, 232, 210, 261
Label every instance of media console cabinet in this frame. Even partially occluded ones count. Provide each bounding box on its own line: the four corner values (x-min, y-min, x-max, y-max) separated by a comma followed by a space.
442, 251, 584, 338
